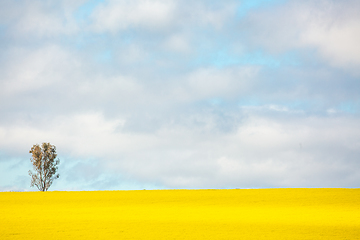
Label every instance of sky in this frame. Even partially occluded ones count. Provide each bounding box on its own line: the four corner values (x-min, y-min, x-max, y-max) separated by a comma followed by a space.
0, 0, 360, 191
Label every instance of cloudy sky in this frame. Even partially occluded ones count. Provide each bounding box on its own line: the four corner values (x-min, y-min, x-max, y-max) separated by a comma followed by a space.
1, 0, 359, 191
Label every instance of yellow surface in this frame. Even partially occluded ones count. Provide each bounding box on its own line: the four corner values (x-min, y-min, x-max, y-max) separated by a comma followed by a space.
1, 189, 359, 239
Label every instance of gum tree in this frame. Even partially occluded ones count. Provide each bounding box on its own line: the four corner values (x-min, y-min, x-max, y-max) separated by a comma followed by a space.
29, 143, 60, 191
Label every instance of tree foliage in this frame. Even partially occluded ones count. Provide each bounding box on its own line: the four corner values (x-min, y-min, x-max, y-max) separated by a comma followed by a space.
29, 143, 60, 191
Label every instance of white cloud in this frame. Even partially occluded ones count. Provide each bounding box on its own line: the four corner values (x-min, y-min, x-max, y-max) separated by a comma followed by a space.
0, 0, 82, 37
243, 0, 360, 73
1, 106, 360, 190
164, 33, 191, 54
0, 112, 125, 157
173, 66, 259, 102
89, 0, 238, 33
90, 0, 177, 33
181, 1, 237, 30
214, 115, 360, 188
114, 43, 150, 65
300, 8, 360, 71
0, 45, 80, 96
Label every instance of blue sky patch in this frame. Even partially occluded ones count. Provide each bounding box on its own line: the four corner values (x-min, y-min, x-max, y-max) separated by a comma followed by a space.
96, 49, 112, 63
338, 102, 359, 114
74, 0, 105, 22
237, 0, 288, 18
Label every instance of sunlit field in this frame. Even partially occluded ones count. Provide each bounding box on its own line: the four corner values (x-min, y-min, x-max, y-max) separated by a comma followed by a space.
1, 188, 359, 239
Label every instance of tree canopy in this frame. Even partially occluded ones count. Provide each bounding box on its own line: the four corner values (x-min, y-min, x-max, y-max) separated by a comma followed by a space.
29, 143, 60, 191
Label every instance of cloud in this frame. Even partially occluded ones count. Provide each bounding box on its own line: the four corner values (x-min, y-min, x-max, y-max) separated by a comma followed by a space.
4, 107, 360, 190
242, 0, 360, 74
89, 0, 238, 33
0, 0, 83, 37
185, 66, 258, 100
112, 113, 360, 188
90, 0, 177, 33
160, 66, 259, 104
1, 0, 359, 191
164, 33, 191, 54
182, 1, 237, 30
0, 45, 79, 97
299, 2, 360, 71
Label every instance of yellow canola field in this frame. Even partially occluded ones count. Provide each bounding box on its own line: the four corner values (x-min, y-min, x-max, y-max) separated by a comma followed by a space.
1, 188, 359, 239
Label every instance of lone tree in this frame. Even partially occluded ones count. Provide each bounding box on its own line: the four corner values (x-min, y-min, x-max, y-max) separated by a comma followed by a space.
29, 142, 60, 191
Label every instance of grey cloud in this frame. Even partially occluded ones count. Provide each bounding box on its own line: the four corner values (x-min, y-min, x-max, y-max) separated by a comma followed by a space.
1, 101, 360, 190
104, 112, 360, 189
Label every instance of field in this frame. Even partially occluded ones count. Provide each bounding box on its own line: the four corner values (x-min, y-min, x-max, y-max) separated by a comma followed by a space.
1, 188, 359, 239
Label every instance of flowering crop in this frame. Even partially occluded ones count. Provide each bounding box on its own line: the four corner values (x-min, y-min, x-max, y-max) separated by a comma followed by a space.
1, 188, 359, 239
